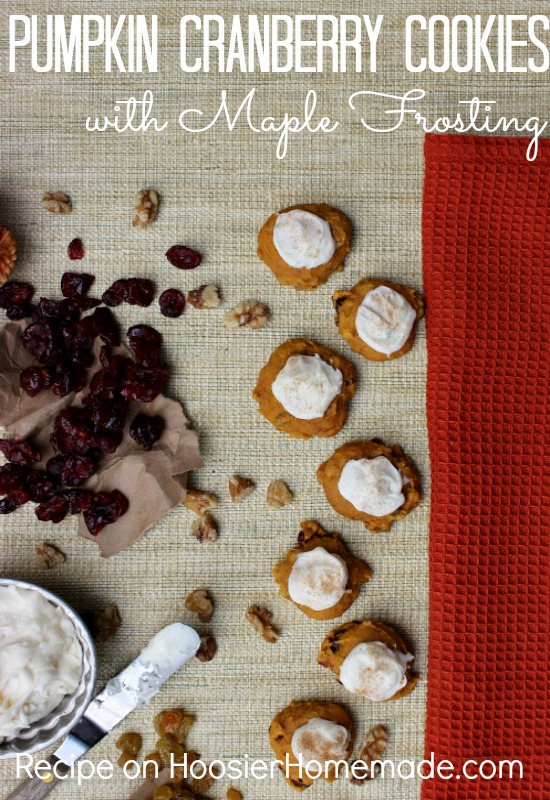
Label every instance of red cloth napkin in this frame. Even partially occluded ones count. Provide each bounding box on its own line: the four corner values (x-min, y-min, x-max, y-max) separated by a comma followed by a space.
422, 133, 550, 799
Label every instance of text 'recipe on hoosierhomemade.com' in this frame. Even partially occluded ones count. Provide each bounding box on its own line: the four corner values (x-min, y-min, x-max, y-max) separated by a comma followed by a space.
85, 89, 548, 161
8, 14, 550, 74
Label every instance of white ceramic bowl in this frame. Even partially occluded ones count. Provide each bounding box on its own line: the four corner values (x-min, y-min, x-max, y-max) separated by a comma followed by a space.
0, 578, 96, 759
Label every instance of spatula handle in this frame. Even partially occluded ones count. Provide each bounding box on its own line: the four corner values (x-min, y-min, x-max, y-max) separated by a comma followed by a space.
4, 759, 66, 800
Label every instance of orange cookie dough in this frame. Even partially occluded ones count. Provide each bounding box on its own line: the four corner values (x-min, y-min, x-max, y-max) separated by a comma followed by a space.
316, 439, 421, 532
318, 621, 419, 702
252, 338, 357, 439
273, 521, 372, 620
257, 204, 352, 291
269, 700, 355, 791
333, 278, 424, 361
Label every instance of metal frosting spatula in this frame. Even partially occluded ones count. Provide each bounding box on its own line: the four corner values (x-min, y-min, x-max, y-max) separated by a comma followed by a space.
6, 623, 200, 800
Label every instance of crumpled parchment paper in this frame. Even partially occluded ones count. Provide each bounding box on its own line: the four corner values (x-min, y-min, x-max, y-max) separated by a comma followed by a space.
0, 321, 203, 557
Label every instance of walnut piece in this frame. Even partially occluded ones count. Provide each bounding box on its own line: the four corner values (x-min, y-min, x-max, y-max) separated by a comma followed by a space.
133, 189, 159, 228
224, 300, 270, 330
42, 191, 72, 214
229, 474, 256, 503
227, 790, 243, 800
35, 542, 66, 569
266, 480, 293, 508
191, 514, 218, 543
84, 605, 122, 643
196, 635, 217, 662
187, 284, 222, 309
185, 589, 214, 623
246, 606, 279, 643
183, 489, 218, 516
350, 725, 388, 784
0, 228, 17, 284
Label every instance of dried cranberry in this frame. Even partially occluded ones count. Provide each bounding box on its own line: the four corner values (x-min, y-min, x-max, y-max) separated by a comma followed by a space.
127, 324, 163, 347
34, 297, 61, 320
91, 399, 128, 432
20, 366, 45, 397
92, 307, 120, 346
88, 369, 118, 401
35, 494, 68, 523
110, 489, 129, 517
25, 471, 59, 502
0, 439, 41, 466
6, 302, 34, 320
21, 321, 59, 363
63, 488, 94, 514
127, 340, 165, 368
159, 288, 185, 318
102, 279, 127, 307
92, 430, 123, 454
121, 384, 162, 404
165, 245, 201, 270
52, 408, 96, 454
58, 298, 82, 323
0, 281, 34, 309
124, 278, 155, 307
129, 413, 165, 451
68, 238, 85, 261
65, 316, 96, 351
76, 297, 102, 312
46, 454, 98, 486
0, 464, 29, 493
51, 362, 87, 398
84, 490, 128, 535
61, 271, 95, 298
0, 489, 31, 514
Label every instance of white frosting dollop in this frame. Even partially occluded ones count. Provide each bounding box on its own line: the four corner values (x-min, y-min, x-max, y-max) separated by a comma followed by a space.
339, 641, 413, 701
273, 210, 336, 269
288, 548, 348, 611
0, 586, 83, 739
356, 285, 417, 356
338, 456, 405, 517
272, 354, 343, 420
291, 717, 350, 768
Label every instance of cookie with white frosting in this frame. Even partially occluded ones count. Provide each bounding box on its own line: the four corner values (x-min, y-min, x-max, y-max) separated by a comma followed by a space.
273, 521, 372, 620
333, 278, 424, 361
316, 439, 421, 532
269, 699, 355, 791
318, 620, 418, 702
258, 204, 352, 290
253, 338, 357, 439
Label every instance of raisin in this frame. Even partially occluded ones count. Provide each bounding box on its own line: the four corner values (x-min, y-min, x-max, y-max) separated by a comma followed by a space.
129, 413, 165, 451
165, 246, 201, 270
0, 439, 42, 466
159, 289, 185, 318
92, 307, 120, 346
35, 494, 68, 523
61, 272, 95, 298
20, 366, 45, 397
67, 238, 85, 261
124, 278, 155, 307
0, 281, 34, 309
102, 279, 127, 307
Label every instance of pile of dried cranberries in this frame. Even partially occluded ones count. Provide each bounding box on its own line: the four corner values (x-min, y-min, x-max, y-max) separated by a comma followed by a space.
0, 273, 175, 536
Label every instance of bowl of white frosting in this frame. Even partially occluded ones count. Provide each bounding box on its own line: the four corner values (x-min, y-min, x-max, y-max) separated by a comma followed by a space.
0, 578, 96, 759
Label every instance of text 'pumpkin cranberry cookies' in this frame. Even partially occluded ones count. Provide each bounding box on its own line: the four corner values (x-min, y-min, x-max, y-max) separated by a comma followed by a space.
269, 700, 355, 791
252, 338, 357, 439
317, 439, 421, 532
319, 621, 418, 702
258, 204, 352, 290
273, 521, 372, 620
333, 278, 424, 361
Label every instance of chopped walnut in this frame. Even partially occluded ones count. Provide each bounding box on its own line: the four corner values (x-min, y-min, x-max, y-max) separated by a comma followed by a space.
0, 228, 17, 284
42, 191, 72, 214
227, 790, 243, 800
35, 542, 66, 569
183, 489, 218, 517
191, 514, 218, 543
229, 474, 256, 503
84, 605, 122, 643
187, 284, 222, 309
224, 300, 270, 330
350, 725, 388, 784
196, 635, 217, 662
266, 480, 293, 508
246, 606, 279, 643
185, 589, 214, 623
133, 189, 159, 228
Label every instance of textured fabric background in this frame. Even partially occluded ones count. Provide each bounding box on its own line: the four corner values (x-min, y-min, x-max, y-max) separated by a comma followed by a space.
0, 2, 547, 798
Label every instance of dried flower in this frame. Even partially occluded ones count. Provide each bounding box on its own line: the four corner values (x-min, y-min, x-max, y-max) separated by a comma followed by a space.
42, 192, 72, 214
266, 480, 293, 508
350, 725, 388, 784
246, 605, 279, 643
183, 489, 218, 516
35, 542, 66, 570
224, 300, 270, 330
229, 475, 255, 503
185, 589, 214, 623
0, 228, 17, 284
133, 189, 159, 228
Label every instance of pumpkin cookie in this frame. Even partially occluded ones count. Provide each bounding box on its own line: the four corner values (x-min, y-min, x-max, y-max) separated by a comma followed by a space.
269, 700, 355, 791
318, 620, 418, 702
258, 204, 352, 291
317, 439, 421, 532
333, 278, 424, 361
252, 338, 357, 439
273, 521, 372, 620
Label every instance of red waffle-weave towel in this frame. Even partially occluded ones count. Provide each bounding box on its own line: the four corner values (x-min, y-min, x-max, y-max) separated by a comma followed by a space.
422, 133, 550, 799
